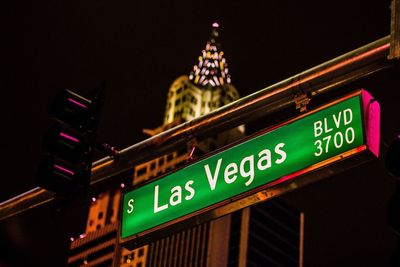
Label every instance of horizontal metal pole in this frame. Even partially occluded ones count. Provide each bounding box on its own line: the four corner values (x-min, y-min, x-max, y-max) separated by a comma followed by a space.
0, 187, 54, 220
0, 35, 392, 221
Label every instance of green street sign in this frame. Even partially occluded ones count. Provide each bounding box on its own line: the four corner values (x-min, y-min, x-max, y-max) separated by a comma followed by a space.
120, 90, 380, 245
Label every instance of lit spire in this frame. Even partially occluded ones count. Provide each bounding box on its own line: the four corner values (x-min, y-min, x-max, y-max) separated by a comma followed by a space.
189, 23, 231, 87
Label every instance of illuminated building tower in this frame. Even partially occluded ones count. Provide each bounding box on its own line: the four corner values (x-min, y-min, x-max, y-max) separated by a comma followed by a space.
132, 23, 245, 267
164, 22, 237, 124
67, 23, 303, 267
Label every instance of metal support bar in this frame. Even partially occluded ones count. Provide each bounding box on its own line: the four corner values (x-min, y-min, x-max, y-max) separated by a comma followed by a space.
0, 35, 394, 221
0, 187, 54, 220
390, 0, 400, 59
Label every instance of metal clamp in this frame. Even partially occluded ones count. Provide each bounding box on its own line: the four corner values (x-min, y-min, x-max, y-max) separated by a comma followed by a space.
294, 92, 311, 113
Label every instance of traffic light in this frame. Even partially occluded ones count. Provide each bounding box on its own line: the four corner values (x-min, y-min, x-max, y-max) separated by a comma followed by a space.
35, 84, 105, 197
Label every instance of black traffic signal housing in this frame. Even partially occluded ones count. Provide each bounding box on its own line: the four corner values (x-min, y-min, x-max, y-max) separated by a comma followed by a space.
35, 84, 105, 197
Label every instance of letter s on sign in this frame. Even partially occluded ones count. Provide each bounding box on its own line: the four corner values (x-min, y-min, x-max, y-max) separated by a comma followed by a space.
274, 143, 287, 164
127, 199, 134, 214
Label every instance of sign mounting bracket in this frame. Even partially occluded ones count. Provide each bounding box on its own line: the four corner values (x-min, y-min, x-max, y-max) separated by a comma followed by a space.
294, 91, 311, 113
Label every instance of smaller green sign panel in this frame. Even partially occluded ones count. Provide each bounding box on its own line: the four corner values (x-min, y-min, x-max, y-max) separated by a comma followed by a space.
121, 92, 373, 240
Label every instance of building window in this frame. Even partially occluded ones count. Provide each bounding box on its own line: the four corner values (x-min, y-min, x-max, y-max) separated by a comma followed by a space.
167, 154, 173, 162
174, 110, 182, 118
109, 208, 114, 218
150, 162, 156, 170
177, 147, 187, 156
137, 167, 146, 176
138, 248, 144, 257
98, 212, 103, 219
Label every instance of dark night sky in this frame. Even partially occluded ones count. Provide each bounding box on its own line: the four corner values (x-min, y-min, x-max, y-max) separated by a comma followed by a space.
1, 0, 399, 266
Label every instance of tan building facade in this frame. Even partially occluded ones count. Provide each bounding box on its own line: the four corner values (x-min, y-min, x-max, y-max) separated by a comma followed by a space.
67, 24, 302, 267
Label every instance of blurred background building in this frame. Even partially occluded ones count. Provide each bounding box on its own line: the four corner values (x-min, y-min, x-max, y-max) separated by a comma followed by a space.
66, 24, 303, 267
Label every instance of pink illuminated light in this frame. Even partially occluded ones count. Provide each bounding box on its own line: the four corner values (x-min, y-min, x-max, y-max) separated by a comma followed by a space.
361, 90, 380, 157
68, 98, 88, 109
120, 183, 125, 188
60, 132, 80, 143
54, 164, 75, 176
212, 22, 219, 28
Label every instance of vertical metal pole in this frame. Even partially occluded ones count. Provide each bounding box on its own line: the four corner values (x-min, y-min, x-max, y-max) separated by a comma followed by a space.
299, 212, 305, 267
389, 0, 400, 59
238, 208, 250, 267
206, 215, 231, 267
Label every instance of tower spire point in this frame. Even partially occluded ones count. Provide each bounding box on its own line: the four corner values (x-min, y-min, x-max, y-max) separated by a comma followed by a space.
189, 23, 231, 87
